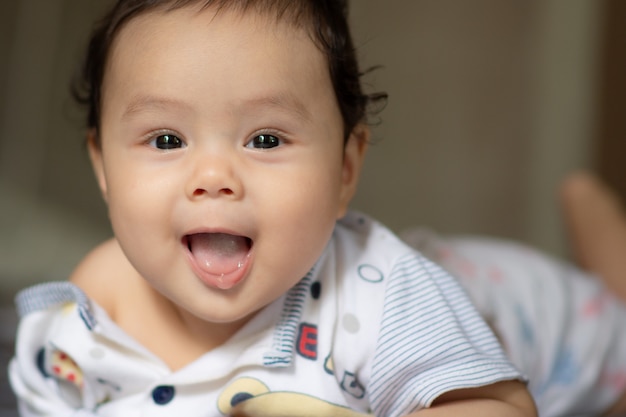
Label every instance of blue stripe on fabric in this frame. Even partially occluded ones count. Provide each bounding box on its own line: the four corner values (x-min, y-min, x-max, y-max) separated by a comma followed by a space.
15, 281, 96, 330
418, 364, 512, 403
263, 268, 315, 367
368, 252, 520, 416
263, 353, 291, 365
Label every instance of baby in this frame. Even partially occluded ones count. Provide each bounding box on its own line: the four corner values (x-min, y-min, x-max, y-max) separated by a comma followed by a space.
8, 0, 535, 416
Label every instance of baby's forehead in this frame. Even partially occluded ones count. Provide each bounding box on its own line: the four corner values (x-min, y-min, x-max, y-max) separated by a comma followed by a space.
101, 2, 340, 126
109, 2, 324, 70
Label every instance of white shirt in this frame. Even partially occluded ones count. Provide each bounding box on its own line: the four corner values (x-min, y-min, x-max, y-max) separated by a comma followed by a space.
9, 212, 522, 417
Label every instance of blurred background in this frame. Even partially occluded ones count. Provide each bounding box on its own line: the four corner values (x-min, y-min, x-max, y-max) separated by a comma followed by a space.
1, 0, 625, 411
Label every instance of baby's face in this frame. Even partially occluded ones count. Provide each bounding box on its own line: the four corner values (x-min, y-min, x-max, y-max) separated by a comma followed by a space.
90, 4, 365, 326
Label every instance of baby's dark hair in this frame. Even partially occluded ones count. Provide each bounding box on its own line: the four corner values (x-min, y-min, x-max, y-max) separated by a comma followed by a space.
72, 0, 386, 142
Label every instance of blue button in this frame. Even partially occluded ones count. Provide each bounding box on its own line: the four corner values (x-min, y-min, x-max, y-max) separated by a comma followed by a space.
152, 385, 175, 405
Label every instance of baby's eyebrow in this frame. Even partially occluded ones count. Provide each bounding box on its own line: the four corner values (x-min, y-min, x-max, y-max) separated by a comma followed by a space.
237, 93, 312, 122
121, 92, 313, 122
122, 95, 192, 119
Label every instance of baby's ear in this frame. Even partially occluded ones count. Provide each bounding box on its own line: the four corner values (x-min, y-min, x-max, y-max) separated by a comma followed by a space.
87, 129, 108, 203
338, 124, 369, 218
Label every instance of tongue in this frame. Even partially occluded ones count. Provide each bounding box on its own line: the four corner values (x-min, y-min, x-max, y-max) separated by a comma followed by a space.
189, 233, 250, 276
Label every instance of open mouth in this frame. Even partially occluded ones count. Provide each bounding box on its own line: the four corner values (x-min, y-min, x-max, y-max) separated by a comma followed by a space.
184, 233, 253, 287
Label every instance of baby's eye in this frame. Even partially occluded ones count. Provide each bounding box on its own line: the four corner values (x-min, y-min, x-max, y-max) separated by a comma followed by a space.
246, 134, 282, 149
150, 134, 185, 150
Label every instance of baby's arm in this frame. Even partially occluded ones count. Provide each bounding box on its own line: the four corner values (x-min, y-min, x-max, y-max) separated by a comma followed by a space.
560, 171, 626, 301
410, 379, 537, 416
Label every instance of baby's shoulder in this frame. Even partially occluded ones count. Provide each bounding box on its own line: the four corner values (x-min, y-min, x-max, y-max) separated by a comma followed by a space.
69, 238, 133, 319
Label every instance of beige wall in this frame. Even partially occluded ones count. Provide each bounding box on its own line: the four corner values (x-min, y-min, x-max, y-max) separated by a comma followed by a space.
0, 0, 602, 299
349, 0, 600, 247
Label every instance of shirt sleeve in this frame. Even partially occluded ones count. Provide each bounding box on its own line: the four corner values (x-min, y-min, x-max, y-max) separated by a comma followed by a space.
9, 282, 100, 416
9, 312, 99, 416
367, 252, 523, 417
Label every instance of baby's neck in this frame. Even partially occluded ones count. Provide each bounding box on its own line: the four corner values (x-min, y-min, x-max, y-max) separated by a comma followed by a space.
70, 238, 251, 371
116, 279, 251, 371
